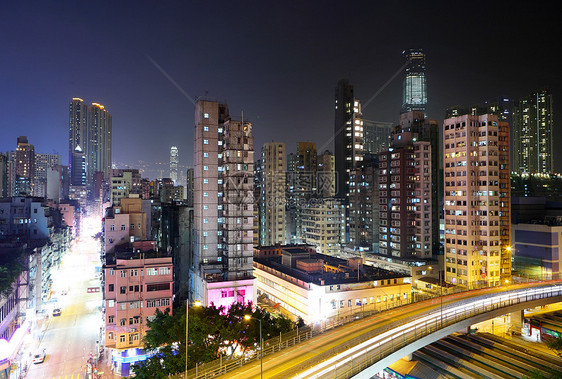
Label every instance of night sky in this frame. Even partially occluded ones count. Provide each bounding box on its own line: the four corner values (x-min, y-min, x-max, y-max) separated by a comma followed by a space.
1, 1, 560, 176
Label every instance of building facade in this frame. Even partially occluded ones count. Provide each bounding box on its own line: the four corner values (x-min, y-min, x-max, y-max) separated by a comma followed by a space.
259, 142, 286, 246
253, 247, 410, 324
301, 198, 345, 256
402, 48, 427, 114
103, 246, 173, 377
193, 99, 254, 308
169, 146, 178, 184
88, 103, 112, 182
512, 89, 554, 174
443, 113, 511, 287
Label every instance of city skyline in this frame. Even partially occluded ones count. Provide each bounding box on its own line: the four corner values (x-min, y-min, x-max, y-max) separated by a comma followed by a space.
1, 1, 560, 172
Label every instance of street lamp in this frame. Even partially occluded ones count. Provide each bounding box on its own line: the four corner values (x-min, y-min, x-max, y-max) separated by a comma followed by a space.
244, 314, 262, 379
185, 299, 201, 379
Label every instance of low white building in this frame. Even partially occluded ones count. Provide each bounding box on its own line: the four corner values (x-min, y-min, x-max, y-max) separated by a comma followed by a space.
254, 247, 410, 324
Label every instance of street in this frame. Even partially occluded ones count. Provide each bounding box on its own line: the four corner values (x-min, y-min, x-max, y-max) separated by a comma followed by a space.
24, 217, 109, 379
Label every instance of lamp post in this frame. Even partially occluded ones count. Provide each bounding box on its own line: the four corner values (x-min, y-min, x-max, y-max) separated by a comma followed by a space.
244, 315, 262, 379
439, 270, 443, 328
185, 299, 201, 379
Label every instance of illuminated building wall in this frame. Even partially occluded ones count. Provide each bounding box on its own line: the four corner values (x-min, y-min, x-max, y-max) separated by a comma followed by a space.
103, 246, 173, 377
193, 99, 255, 307
301, 198, 345, 256
443, 113, 511, 288
15, 136, 35, 196
253, 250, 410, 324
334, 80, 364, 200
378, 139, 432, 259
512, 223, 562, 279
88, 102, 112, 182
363, 120, 393, 155
401, 48, 427, 114
69, 98, 88, 184
513, 89, 554, 174
259, 142, 286, 246
348, 154, 379, 251
169, 146, 178, 184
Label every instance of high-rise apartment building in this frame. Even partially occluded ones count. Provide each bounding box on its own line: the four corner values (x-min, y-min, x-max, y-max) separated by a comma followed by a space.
395, 111, 440, 253
170, 146, 179, 184
88, 102, 112, 182
513, 89, 554, 174
15, 136, 35, 196
334, 79, 364, 199
443, 113, 511, 288
193, 99, 254, 308
363, 120, 393, 155
402, 49, 427, 114
259, 142, 286, 246
379, 138, 432, 259
301, 199, 345, 256
348, 154, 379, 251
34, 153, 61, 198
294, 142, 318, 240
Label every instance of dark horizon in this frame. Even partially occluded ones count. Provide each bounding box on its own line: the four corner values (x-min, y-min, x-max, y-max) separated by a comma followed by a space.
1, 1, 560, 176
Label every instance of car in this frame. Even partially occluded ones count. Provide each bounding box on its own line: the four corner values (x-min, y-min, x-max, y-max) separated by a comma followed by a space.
52, 308, 61, 317
32, 351, 46, 364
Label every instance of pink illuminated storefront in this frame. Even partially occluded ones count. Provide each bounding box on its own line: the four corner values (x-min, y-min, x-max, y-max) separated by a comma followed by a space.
205, 279, 255, 311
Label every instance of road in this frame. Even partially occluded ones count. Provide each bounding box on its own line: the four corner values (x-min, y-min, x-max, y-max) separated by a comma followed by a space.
219, 281, 562, 379
26, 217, 109, 379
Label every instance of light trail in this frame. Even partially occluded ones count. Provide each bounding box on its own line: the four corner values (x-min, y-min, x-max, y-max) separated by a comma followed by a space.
293, 284, 562, 379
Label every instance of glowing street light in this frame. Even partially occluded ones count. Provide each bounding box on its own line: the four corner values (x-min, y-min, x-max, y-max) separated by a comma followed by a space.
244, 314, 263, 379
185, 299, 201, 379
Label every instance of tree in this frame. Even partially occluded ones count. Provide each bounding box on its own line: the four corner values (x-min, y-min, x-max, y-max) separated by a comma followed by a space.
130, 302, 297, 378
544, 334, 562, 356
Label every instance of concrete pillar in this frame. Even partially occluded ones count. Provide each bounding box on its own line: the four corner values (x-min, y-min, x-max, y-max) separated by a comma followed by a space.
403, 354, 413, 361
510, 310, 524, 331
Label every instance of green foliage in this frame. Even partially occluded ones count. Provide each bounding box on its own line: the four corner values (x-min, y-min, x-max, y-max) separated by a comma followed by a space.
543, 334, 562, 356
130, 302, 296, 378
523, 368, 562, 379
0, 250, 25, 297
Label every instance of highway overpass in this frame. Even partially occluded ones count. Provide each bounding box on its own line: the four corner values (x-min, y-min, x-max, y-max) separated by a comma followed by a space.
207, 282, 562, 379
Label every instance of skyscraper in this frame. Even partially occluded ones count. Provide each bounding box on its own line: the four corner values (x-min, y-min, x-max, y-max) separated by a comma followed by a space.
334, 79, 364, 199
88, 102, 112, 182
443, 113, 511, 288
69, 98, 88, 181
193, 98, 254, 308
512, 89, 554, 174
401, 49, 427, 114
170, 146, 179, 184
259, 142, 286, 246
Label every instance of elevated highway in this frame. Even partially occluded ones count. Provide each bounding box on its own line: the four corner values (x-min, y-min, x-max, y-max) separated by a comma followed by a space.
214, 281, 562, 379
